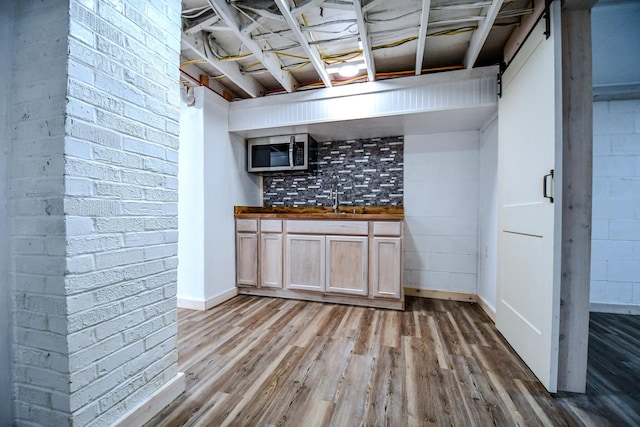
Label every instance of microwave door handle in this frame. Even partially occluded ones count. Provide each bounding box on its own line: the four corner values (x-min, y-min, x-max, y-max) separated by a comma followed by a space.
289, 135, 295, 168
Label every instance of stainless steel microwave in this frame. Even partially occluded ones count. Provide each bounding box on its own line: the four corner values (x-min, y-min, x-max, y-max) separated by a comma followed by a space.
247, 134, 316, 173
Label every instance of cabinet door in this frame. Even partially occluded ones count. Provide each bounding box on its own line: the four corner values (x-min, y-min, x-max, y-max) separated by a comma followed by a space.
260, 233, 283, 288
286, 234, 325, 291
236, 233, 258, 287
326, 236, 368, 296
371, 237, 402, 299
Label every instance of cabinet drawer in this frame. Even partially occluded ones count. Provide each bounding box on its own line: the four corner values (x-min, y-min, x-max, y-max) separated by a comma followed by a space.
373, 221, 402, 237
260, 219, 282, 233
236, 219, 258, 232
286, 220, 368, 236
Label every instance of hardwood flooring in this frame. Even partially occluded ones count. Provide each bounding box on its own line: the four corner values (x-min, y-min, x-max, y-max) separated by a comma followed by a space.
145, 296, 632, 426
557, 312, 640, 427
148, 296, 578, 426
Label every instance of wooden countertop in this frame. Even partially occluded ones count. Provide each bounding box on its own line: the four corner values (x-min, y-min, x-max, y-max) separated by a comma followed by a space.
234, 206, 404, 221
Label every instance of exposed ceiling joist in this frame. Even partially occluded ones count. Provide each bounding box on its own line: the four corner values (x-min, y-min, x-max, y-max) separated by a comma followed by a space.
354, 0, 376, 82
293, 0, 326, 15
322, 0, 354, 11
181, 32, 265, 98
363, 0, 386, 13
240, 17, 266, 36
207, 0, 298, 93
463, 0, 505, 69
184, 14, 220, 35
274, 0, 333, 88
415, 0, 432, 75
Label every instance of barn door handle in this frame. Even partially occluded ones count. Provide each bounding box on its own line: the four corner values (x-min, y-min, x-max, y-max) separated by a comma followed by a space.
543, 169, 554, 203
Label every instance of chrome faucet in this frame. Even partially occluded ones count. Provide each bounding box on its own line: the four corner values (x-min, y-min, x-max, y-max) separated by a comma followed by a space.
331, 173, 340, 213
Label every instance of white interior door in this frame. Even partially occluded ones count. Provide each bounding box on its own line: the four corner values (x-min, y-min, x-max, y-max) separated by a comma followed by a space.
497, 8, 562, 393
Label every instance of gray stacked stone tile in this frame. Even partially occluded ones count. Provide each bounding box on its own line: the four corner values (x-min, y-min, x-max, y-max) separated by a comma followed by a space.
263, 136, 404, 207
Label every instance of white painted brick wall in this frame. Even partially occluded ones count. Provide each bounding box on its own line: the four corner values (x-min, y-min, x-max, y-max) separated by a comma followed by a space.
64, 0, 182, 423
9, 0, 72, 424
403, 131, 480, 294
591, 99, 640, 307
8, 0, 182, 425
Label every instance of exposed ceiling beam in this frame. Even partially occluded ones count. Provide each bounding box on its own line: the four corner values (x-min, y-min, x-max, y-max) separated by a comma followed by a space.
240, 17, 266, 36
362, 0, 386, 13
415, 0, 431, 75
354, 0, 376, 82
274, 0, 333, 88
184, 15, 220, 35
322, 0, 354, 11
207, 0, 297, 93
463, 0, 504, 69
292, 0, 326, 15
181, 32, 265, 98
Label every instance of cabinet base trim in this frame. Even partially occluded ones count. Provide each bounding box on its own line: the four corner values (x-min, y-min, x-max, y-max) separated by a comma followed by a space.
238, 287, 404, 310
178, 288, 238, 311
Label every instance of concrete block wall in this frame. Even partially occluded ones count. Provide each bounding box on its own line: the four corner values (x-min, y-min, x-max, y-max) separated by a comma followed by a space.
8, 0, 183, 424
403, 131, 480, 294
10, 1, 71, 424
64, 0, 182, 424
591, 99, 640, 309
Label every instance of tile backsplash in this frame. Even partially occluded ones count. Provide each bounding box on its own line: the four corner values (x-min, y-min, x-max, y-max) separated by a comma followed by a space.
263, 136, 404, 207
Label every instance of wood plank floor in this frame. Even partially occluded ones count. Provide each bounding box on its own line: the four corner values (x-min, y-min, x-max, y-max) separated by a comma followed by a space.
145, 296, 628, 426
557, 312, 640, 426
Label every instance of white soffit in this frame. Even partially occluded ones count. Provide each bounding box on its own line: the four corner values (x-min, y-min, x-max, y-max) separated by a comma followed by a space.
228, 67, 498, 133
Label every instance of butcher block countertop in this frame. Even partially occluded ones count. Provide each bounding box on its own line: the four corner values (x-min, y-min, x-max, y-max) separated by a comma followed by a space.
234, 206, 404, 221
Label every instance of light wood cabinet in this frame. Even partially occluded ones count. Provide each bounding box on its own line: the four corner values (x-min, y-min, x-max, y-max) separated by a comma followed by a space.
285, 234, 325, 292
260, 233, 283, 288
326, 236, 368, 296
371, 237, 402, 299
236, 217, 404, 310
236, 232, 258, 287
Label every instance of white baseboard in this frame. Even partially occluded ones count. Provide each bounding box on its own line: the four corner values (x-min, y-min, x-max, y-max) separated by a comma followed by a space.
476, 296, 496, 323
404, 287, 477, 303
590, 302, 640, 315
177, 287, 238, 311
113, 372, 185, 427
205, 287, 238, 310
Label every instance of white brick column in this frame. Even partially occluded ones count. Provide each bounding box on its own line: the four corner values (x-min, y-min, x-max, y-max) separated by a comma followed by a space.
10, 1, 71, 424
9, 0, 184, 425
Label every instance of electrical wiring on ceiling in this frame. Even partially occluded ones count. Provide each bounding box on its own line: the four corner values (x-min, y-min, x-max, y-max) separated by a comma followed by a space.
181, 5, 212, 19
200, 25, 477, 74
366, 9, 422, 24
179, 0, 531, 98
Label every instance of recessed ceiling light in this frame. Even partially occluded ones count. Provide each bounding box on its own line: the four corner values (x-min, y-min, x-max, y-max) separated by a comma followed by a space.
326, 61, 367, 78
338, 64, 360, 78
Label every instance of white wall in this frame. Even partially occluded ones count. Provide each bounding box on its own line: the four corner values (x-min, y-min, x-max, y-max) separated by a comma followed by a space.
477, 116, 499, 312
177, 87, 260, 308
591, 99, 640, 311
178, 88, 206, 303
203, 89, 260, 302
0, 0, 14, 420
404, 131, 480, 294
